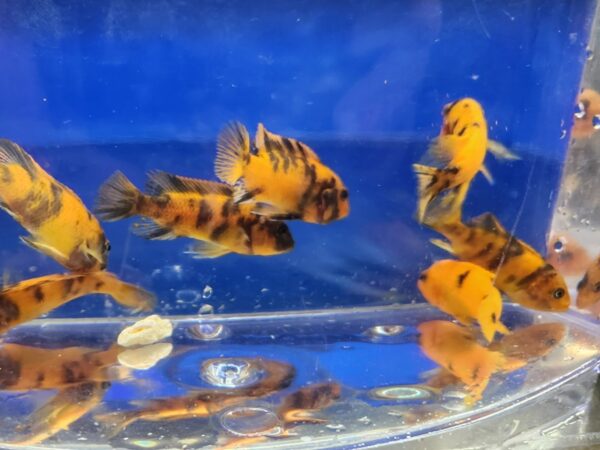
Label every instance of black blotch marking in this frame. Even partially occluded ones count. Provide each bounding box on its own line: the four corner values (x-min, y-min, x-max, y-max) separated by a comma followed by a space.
0, 295, 19, 327
471, 365, 481, 381
210, 222, 229, 241
594, 282, 600, 293
195, 200, 213, 228
0, 350, 21, 388
576, 273, 588, 291
491, 312, 497, 323
457, 126, 467, 137
33, 286, 44, 303
418, 272, 427, 281
488, 239, 524, 271
94, 281, 104, 290
62, 361, 83, 384
35, 371, 45, 387
448, 363, 454, 372
457, 270, 470, 287
63, 278, 75, 296
505, 274, 517, 284
474, 242, 494, 259
517, 264, 554, 288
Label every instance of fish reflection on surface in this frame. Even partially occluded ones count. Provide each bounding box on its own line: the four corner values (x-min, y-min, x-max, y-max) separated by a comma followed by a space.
547, 234, 592, 277
419, 321, 566, 404
96, 357, 295, 437
0, 272, 155, 334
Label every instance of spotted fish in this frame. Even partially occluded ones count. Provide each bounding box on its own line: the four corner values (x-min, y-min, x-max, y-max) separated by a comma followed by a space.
0, 140, 110, 271
214, 122, 349, 224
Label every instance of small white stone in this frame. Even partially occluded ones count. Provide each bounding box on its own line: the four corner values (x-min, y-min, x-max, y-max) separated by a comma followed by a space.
118, 343, 173, 370
117, 315, 173, 347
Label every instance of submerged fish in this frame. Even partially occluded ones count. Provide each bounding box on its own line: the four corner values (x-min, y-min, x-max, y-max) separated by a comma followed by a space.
547, 233, 592, 277
418, 259, 509, 342
418, 320, 506, 405
0, 343, 121, 391
572, 88, 600, 139
10, 381, 109, 446
0, 140, 110, 272
425, 211, 570, 312
413, 98, 518, 223
0, 272, 155, 333
214, 122, 349, 224
96, 357, 295, 436
576, 255, 600, 309
96, 171, 294, 258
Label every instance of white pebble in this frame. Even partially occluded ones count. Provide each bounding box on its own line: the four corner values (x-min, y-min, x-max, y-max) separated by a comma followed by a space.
118, 343, 173, 370
117, 315, 173, 347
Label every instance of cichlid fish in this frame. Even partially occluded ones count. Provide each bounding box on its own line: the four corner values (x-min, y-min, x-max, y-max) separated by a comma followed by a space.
576, 255, 600, 309
0, 140, 110, 272
418, 259, 509, 342
0, 272, 155, 334
547, 233, 592, 277
96, 171, 294, 258
418, 320, 506, 405
214, 122, 350, 224
0, 343, 121, 391
425, 211, 570, 312
96, 357, 295, 436
9, 381, 109, 446
413, 98, 518, 223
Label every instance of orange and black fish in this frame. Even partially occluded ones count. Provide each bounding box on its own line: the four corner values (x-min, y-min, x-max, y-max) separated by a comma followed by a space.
0, 140, 110, 272
214, 122, 349, 224
0, 272, 155, 334
96, 171, 294, 258
576, 255, 600, 310
426, 211, 570, 312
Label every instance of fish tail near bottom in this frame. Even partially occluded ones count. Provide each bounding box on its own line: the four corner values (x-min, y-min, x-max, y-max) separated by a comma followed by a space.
91, 272, 156, 312
477, 292, 509, 343
95, 171, 143, 221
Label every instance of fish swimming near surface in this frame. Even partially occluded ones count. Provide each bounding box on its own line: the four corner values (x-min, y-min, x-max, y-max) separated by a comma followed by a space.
96, 357, 295, 436
0, 343, 122, 391
214, 122, 350, 224
9, 381, 110, 446
417, 259, 510, 342
0, 140, 110, 272
96, 171, 294, 258
413, 98, 518, 223
0, 272, 155, 334
418, 320, 507, 405
424, 207, 570, 312
576, 254, 600, 310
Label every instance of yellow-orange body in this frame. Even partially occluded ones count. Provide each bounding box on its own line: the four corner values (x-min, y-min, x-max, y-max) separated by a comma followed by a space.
0, 139, 109, 271
576, 255, 600, 309
215, 123, 349, 224
413, 98, 488, 222
96, 171, 293, 258
0, 272, 154, 333
428, 212, 570, 311
418, 259, 509, 342
0, 344, 120, 391
418, 320, 505, 405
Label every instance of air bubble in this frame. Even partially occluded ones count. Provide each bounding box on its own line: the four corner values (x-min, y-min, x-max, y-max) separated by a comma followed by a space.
553, 239, 565, 253
198, 304, 214, 315
574, 102, 586, 119
219, 406, 283, 437
593, 115, 600, 130
370, 385, 436, 401
201, 358, 264, 388
176, 289, 200, 303
369, 325, 404, 336
202, 285, 213, 299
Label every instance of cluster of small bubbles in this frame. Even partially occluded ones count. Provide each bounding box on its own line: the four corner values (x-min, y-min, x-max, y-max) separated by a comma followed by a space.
219, 406, 283, 437
369, 325, 404, 337
593, 114, 600, 130
176, 289, 201, 303
201, 358, 263, 388
574, 102, 586, 119
202, 285, 213, 299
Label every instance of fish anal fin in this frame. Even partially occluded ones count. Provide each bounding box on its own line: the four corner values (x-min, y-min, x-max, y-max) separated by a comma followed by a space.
146, 171, 232, 197
184, 241, 231, 259
215, 121, 250, 184
412, 163, 439, 223
480, 164, 494, 185
487, 140, 521, 160
131, 219, 177, 240
430, 238, 456, 255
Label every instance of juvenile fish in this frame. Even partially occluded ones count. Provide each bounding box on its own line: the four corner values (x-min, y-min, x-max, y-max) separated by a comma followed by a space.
0, 272, 155, 333
96, 171, 294, 258
214, 122, 349, 224
418, 259, 509, 342
0, 140, 110, 271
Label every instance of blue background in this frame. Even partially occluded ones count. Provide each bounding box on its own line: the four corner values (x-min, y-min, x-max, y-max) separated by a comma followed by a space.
0, 0, 594, 316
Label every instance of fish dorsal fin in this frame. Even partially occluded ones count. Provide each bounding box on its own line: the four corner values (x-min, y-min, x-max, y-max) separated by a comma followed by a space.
215, 122, 250, 184
146, 171, 232, 197
256, 123, 321, 162
0, 139, 37, 177
184, 241, 231, 259
468, 213, 507, 234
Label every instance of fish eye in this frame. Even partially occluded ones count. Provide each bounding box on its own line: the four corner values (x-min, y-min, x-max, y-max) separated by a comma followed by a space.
552, 288, 565, 299
340, 189, 349, 200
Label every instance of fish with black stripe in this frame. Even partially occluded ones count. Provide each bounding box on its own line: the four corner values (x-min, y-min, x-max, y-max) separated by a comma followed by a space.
214, 122, 350, 224
424, 208, 570, 312
0, 272, 155, 334
0, 140, 110, 271
418, 259, 509, 342
96, 170, 294, 258
413, 98, 518, 223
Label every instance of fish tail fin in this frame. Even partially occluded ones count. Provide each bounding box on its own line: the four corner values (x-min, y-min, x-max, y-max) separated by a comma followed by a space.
477, 291, 509, 343
412, 163, 440, 223
215, 121, 250, 184
420, 181, 469, 232
95, 410, 139, 438
92, 272, 156, 312
0, 139, 37, 177
95, 171, 142, 221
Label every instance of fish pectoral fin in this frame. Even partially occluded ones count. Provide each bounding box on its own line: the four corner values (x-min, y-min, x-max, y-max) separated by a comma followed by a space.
429, 238, 456, 254
20, 236, 69, 262
184, 241, 231, 259
480, 164, 494, 185
487, 140, 521, 160
215, 121, 250, 184
422, 137, 453, 167
232, 181, 256, 204
252, 202, 299, 220
131, 219, 177, 240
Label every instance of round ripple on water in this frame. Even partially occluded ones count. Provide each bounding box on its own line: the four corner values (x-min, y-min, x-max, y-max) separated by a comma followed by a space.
219, 406, 283, 437
201, 358, 264, 388
188, 323, 227, 340
368, 325, 405, 336
370, 385, 436, 401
